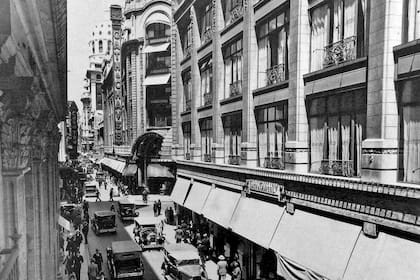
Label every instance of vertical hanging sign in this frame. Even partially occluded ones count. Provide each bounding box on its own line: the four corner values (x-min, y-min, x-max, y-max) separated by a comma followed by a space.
110, 5, 123, 145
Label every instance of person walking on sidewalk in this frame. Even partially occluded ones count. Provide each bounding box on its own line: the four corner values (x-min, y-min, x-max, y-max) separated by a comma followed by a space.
88, 259, 99, 280
175, 226, 183, 243
157, 199, 162, 216
216, 255, 228, 280
153, 201, 158, 217
82, 221, 89, 244
72, 251, 84, 280
231, 261, 242, 280
109, 188, 114, 202
93, 248, 104, 273
96, 189, 101, 202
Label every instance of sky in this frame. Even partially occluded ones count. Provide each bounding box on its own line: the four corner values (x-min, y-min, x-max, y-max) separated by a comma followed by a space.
67, 0, 124, 111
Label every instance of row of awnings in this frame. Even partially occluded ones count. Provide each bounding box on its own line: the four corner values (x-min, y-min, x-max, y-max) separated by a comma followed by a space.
99, 157, 174, 178
170, 177, 420, 280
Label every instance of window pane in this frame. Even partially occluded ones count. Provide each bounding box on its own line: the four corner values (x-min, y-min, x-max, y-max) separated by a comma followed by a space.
277, 13, 285, 28
269, 18, 277, 32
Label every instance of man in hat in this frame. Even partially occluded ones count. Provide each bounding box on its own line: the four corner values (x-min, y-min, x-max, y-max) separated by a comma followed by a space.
87, 258, 98, 280
216, 255, 228, 280
175, 226, 183, 243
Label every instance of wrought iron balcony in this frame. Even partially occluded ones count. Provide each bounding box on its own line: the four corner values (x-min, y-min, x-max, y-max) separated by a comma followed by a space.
202, 27, 213, 45
228, 154, 241, 165
230, 3, 244, 24
323, 36, 357, 68
267, 64, 286, 85
185, 152, 191, 160
203, 153, 212, 162
229, 80, 242, 97
320, 159, 355, 177
184, 45, 192, 59
263, 155, 285, 170
203, 92, 212, 106
184, 99, 191, 112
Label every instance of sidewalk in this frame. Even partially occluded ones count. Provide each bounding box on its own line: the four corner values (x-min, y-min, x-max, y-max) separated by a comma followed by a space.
58, 228, 89, 280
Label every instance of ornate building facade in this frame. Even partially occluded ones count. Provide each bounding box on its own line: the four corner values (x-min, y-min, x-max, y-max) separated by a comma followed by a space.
0, 0, 67, 279
170, 0, 420, 279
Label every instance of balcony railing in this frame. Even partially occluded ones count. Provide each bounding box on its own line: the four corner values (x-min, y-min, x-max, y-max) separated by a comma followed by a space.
228, 154, 241, 165
320, 159, 355, 177
263, 155, 285, 170
203, 92, 212, 106
229, 80, 242, 97
203, 153, 212, 162
184, 99, 191, 111
267, 64, 286, 85
184, 45, 192, 59
202, 27, 213, 44
323, 36, 357, 68
0, 247, 19, 280
230, 3, 244, 24
185, 152, 191, 160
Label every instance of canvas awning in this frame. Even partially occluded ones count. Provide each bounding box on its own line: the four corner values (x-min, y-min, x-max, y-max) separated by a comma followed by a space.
100, 157, 126, 174
170, 177, 191, 205
183, 181, 212, 214
122, 164, 138, 176
143, 42, 170, 53
58, 215, 71, 231
144, 73, 171, 85
147, 164, 174, 178
230, 197, 284, 249
270, 209, 361, 280
201, 187, 241, 228
343, 231, 420, 280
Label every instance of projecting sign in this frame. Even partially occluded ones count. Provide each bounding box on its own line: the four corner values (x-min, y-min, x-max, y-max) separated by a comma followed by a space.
246, 179, 285, 201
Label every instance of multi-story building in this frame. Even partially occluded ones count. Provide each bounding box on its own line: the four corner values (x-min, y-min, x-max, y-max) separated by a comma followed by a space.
170, 0, 420, 279
80, 89, 94, 152
66, 101, 79, 160
100, 2, 175, 194
0, 0, 67, 279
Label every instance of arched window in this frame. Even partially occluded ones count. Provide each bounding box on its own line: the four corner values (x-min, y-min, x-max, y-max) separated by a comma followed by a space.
99, 40, 103, 53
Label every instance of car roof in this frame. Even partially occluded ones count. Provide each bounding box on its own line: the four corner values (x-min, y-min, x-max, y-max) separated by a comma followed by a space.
94, 210, 115, 217
111, 240, 141, 254
118, 198, 133, 205
134, 216, 162, 226
164, 244, 199, 260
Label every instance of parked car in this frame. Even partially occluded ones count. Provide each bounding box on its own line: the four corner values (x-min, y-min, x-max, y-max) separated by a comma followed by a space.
91, 211, 117, 234
84, 181, 97, 198
134, 217, 165, 250
118, 199, 138, 221
107, 240, 144, 280
161, 243, 204, 280
60, 202, 81, 221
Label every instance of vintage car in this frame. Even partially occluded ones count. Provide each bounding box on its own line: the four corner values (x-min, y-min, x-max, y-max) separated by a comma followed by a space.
60, 202, 82, 221
118, 199, 138, 221
161, 243, 204, 280
107, 240, 144, 280
134, 217, 165, 250
84, 181, 97, 198
91, 211, 117, 234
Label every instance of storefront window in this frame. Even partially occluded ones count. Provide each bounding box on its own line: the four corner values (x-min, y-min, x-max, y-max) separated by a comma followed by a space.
256, 103, 288, 169
257, 10, 288, 88
200, 118, 213, 162
223, 38, 243, 99
223, 112, 242, 165
200, 58, 213, 106
183, 122, 191, 160
310, 0, 366, 71
309, 90, 366, 177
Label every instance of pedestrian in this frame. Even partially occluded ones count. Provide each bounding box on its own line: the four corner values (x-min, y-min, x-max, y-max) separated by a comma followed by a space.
157, 199, 162, 216
197, 241, 206, 265
175, 226, 183, 243
93, 248, 103, 273
109, 188, 113, 201
74, 230, 83, 249
82, 221, 89, 244
231, 261, 242, 280
153, 201, 158, 217
88, 258, 99, 280
104, 181, 107, 190
72, 251, 84, 280
96, 189, 101, 202
98, 271, 106, 280
201, 234, 210, 259
168, 207, 174, 224
216, 255, 228, 280
64, 251, 74, 276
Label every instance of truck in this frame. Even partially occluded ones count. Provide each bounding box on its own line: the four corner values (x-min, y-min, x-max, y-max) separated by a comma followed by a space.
107, 240, 144, 280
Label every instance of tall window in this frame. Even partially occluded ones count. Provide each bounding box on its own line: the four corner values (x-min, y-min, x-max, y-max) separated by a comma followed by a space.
99, 40, 103, 53
257, 11, 288, 88
309, 90, 366, 177
200, 59, 213, 107
183, 122, 192, 159
200, 118, 213, 162
310, 0, 366, 71
202, 4, 213, 44
183, 71, 192, 111
223, 0, 244, 26
223, 38, 243, 99
399, 79, 420, 183
183, 22, 193, 58
223, 112, 242, 165
147, 52, 171, 74
146, 23, 170, 43
256, 103, 288, 169
404, 0, 420, 42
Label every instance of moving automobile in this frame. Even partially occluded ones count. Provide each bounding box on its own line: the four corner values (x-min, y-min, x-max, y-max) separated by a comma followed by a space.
134, 217, 165, 250
161, 243, 204, 280
107, 240, 144, 280
84, 181, 97, 198
60, 202, 81, 221
91, 211, 117, 234
118, 199, 138, 221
